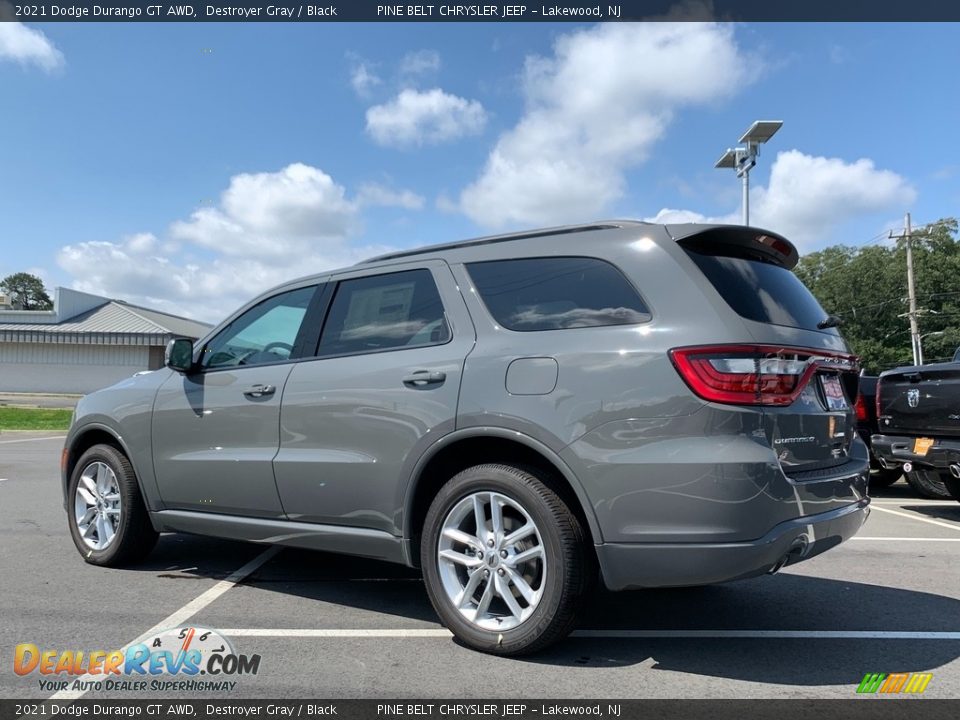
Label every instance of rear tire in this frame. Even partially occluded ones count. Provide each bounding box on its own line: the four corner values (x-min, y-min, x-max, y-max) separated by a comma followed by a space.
67, 444, 159, 566
904, 468, 954, 500
421, 463, 588, 656
943, 475, 960, 503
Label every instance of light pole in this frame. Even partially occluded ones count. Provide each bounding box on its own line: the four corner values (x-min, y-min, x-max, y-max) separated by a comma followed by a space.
715, 120, 783, 225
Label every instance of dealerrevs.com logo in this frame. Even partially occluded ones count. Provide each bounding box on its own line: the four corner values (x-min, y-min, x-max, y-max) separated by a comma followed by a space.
14, 627, 260, 693
856, 672, 933, 695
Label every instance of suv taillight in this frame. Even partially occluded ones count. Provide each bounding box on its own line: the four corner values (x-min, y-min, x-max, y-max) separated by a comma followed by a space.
669, 345, 858, 407
854, 393, 869, 422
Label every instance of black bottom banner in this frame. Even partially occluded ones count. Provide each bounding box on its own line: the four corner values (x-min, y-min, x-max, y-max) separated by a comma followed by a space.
2, 700, 959, 720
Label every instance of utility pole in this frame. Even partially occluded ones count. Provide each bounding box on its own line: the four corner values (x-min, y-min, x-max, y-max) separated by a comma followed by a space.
891, 212, 922, 366
905, 213, 921, 365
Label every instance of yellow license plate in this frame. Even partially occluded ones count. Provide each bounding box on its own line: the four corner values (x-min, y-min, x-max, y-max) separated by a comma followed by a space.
913, 437, 935, 456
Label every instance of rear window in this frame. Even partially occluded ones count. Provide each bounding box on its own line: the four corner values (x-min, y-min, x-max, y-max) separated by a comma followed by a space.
684, 248, 832, 332
466, 257, 650, 332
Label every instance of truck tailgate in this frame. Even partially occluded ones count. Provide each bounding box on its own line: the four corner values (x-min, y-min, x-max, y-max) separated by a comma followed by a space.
877, 363, 960, 437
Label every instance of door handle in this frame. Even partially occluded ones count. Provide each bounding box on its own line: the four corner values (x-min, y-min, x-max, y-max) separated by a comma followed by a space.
243, 384, 276, 398
402, 370, 446, 387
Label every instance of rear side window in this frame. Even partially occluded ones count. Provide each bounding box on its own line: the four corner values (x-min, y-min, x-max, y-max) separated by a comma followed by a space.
318, 269, 450, 356
684, 248, 832, 332
466, 257, 650, 332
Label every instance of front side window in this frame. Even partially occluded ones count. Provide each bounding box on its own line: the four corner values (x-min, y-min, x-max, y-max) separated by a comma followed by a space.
318, 269, 450, 356
466, 257, 651, 332
202, 285, 317, 369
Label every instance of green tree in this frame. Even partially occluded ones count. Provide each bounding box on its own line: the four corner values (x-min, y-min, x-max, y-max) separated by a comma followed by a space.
795, 218, 960, 373
0, 272, 53, 311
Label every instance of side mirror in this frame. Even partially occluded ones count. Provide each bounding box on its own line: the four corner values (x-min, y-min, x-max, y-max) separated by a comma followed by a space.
165, 338, 196, 373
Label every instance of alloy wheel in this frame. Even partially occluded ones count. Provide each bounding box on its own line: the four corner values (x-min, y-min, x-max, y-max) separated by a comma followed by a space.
436, 491, 546, 631
74, 461, 122, 551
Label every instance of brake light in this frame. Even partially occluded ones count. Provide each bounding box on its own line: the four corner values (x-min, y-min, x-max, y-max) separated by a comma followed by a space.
669, 344, 858, 407
854, 393, 869, 422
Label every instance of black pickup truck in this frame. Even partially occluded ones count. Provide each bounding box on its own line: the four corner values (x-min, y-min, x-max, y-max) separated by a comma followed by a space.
872, 363, 960, 501
855, 374, 902, 488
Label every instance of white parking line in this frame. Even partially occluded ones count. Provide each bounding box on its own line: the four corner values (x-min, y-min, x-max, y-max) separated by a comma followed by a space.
870, 500, 960, 506
223, 628, 452, 638
216, 628, 960, 640
49, 546, 281, 701
852, 536, 960, 542
870, 505, 960, 533
573, 630, 960, 639
0, 435, 66, 444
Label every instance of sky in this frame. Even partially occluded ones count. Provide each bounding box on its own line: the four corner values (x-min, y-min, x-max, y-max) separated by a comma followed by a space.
1, 18, 959, 322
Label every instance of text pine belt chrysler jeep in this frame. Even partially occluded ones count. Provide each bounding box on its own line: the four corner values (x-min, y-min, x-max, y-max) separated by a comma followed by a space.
62, 221, 870, 654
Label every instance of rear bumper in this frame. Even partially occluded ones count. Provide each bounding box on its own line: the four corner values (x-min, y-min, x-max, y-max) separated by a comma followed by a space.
871, 434, 960, 470
596, 497, 870, 591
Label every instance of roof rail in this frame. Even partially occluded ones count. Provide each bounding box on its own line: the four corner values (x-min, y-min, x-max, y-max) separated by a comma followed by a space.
360, 222, 634, 264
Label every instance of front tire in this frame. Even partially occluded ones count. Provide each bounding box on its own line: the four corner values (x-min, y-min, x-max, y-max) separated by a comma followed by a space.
904, 468, 954, 499
421, 464, 588, 655
67, 444, 158, 566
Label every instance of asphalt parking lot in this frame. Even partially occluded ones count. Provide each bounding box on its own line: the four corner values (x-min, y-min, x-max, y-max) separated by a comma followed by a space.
2, 431, 959, 700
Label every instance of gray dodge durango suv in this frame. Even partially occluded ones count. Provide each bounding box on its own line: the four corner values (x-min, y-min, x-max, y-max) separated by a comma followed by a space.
62, 221, 870, 654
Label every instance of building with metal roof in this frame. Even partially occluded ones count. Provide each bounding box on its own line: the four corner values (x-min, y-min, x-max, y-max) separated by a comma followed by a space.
0, 287, 211, 394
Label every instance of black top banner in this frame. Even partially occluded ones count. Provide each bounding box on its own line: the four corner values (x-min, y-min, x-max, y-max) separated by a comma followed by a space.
2, 0, 960, 22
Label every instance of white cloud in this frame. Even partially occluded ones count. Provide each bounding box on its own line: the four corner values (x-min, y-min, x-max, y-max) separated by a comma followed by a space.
829, 45, 850, 65
357, 183, 425, 210
399, 49, 440, 77
170, 163, 357, 258
57, 164, 395, 321
366, 88, 487, 148
0, 22, 64, 71
647, 150, 916, 252
646, 207, 722, 225
459, 23, 755, 228
350, 61, 381, 97
125, 232, 157, 253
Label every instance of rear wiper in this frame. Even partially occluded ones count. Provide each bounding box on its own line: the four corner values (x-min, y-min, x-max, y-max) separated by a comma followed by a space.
817, 314, 843, 329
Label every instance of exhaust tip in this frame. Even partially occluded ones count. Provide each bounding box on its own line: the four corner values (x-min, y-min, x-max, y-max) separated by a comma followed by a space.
768, 555, 790, 575
768, 539, 808, 575
903, 462, 913, 473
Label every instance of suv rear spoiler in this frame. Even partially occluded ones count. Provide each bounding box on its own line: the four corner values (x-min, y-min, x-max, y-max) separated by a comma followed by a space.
665, 225, 799, 270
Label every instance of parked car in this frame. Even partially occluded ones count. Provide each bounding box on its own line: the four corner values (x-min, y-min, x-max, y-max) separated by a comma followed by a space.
61, 221, 870, 654
854, 374, 902, 488
872, 362, 960, 501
